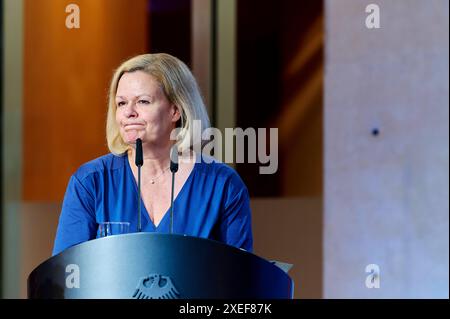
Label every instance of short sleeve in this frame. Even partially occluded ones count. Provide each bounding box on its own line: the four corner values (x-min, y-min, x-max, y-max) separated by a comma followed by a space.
52, 175, 97, 256
218, 179, 254, 252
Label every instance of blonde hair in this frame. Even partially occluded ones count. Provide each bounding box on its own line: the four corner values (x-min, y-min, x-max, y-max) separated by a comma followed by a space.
106, 53, 210, 155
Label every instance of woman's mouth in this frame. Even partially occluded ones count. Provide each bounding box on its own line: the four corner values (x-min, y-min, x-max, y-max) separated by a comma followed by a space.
124, 123, 145, 130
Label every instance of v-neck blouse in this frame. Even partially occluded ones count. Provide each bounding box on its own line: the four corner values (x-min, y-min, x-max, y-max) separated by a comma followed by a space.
52, 153, 253, 256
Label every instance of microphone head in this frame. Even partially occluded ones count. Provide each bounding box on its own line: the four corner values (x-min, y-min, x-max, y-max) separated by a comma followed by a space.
170, 145, 179, 173
135, 138, 143, 167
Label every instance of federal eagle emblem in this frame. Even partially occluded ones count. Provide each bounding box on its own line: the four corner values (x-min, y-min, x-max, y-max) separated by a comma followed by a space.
132, 274, 180, 299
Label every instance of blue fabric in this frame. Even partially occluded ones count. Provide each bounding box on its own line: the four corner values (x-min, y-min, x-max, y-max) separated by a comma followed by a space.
52, 153, 253, 256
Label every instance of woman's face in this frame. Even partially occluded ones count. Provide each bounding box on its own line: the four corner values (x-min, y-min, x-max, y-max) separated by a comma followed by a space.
115, 71, 180, 147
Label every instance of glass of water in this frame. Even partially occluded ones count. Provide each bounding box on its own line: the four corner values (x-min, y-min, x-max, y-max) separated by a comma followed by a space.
98, 222, 130, 237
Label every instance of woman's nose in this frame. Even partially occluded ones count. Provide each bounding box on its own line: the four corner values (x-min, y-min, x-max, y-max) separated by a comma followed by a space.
124, 102, 138, 118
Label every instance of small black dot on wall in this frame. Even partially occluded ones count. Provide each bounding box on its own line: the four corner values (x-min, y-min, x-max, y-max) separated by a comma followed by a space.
372, 128, 380, 136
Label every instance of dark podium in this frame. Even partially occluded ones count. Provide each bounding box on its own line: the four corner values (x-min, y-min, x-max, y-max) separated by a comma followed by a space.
28, 233, 294, 299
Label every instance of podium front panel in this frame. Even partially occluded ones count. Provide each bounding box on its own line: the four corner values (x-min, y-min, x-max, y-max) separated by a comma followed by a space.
28, 233, 293, 299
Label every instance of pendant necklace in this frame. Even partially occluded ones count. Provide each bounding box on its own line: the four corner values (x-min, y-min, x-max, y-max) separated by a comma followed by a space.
149, 167, 170, 184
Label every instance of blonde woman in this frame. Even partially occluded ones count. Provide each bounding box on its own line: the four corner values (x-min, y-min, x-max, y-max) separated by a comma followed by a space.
52, 53, 253, 255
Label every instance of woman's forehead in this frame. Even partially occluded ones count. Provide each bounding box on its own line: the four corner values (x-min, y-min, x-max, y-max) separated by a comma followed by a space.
116, 71, 162, 97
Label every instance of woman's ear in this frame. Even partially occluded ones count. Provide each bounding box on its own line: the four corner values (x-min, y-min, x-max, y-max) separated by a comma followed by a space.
171, 105, 181, 123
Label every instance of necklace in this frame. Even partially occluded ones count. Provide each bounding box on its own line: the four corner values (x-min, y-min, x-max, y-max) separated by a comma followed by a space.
148, 166, 170, 184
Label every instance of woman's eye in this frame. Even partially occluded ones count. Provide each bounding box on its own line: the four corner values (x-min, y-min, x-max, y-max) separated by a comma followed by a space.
138, 100, 150, 105
117, 101, 126, 107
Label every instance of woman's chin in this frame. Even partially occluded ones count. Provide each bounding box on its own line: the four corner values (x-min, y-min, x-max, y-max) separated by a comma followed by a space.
123, 131, 141, 144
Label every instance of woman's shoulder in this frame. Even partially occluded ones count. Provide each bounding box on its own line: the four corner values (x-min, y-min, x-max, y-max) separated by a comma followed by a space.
73, 153, 126, 182
196, 154, 248, 192
196, 154, 234, 175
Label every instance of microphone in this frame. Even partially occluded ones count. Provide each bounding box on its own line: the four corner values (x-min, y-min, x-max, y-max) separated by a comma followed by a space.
169, 145, 179, 233
135, 138, 143, 232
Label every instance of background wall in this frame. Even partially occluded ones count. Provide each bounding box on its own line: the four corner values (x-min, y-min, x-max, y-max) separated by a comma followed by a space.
2, 0, 24, 299
252, 198, 322, 298
23, 0, 148, 201
236, 0, 323, 198
324, 0, 449, 298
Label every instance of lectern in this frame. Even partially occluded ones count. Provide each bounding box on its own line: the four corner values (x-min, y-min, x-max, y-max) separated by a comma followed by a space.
28, 233, 294, 299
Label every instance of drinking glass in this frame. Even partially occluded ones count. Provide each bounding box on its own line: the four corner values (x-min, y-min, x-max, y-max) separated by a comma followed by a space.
98, 222, 130, 237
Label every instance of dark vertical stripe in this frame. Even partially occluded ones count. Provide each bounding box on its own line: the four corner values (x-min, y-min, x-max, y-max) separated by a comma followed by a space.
148, 0, 192, 68
0, 0, 4, 298
210, 0, 217, 127
235, 0, 282, 196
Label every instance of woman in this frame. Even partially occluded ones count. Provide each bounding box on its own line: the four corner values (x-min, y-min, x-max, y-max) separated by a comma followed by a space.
52, 53, 253, 256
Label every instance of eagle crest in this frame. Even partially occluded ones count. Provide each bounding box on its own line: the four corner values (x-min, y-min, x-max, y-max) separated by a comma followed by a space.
132, 274, 180, 299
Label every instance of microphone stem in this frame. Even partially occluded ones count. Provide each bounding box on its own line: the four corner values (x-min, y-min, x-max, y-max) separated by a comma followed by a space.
170, 172, 175, 234
138, 165, 142, 232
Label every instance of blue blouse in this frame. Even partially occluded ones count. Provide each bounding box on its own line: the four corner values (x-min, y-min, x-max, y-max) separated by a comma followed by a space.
52, 153, 253, 256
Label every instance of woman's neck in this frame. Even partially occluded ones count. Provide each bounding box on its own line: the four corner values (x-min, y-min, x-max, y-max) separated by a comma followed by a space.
127, 143, 172, 174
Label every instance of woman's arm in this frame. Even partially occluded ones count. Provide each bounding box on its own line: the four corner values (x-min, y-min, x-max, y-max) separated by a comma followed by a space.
218, 179, 254, 252
52, 174, 97, 256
